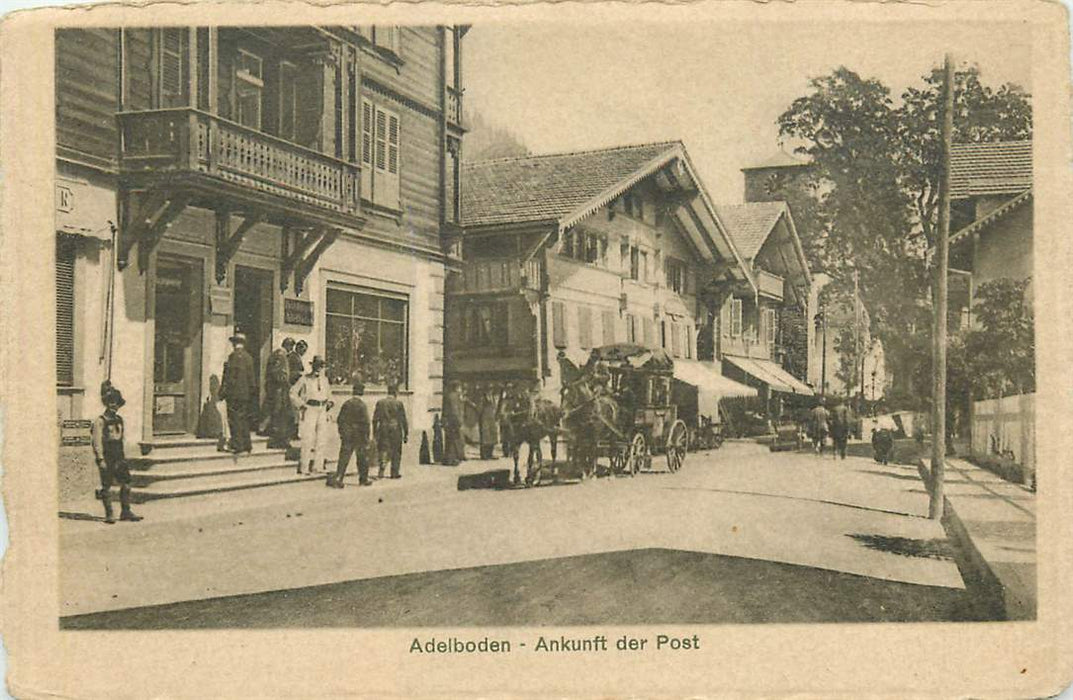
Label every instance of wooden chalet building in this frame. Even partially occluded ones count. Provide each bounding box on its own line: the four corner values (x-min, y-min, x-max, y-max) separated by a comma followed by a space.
448, 141, 756, 406
55, 25, 467, 466
708, 201, 814, 421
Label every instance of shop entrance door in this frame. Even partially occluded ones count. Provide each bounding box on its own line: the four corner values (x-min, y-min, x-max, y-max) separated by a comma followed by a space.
233, 265, 274, 420
152, 257, 204, 435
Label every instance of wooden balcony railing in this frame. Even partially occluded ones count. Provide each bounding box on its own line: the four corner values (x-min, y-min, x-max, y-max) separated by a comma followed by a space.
118, 108, 361, 219
446, 86, 463, 127
454, 257, 543, 294
756, 269, 785, 301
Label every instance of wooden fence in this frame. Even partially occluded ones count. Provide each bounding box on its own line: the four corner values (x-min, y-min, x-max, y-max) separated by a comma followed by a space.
971, 393, 1035, 479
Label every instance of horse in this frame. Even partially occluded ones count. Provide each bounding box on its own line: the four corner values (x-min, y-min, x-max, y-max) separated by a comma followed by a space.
500, 393, 563, 486
560, 379, 619, 480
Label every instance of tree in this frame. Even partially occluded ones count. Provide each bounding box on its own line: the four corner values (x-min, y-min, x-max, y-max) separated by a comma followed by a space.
897, 65, 1032, 248
462, 108, 529, 161
776, 64, 1032, 402
961, 278, 1035, 398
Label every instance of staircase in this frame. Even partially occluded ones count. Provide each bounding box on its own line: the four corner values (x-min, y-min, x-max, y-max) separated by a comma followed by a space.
126, 436, 324, 503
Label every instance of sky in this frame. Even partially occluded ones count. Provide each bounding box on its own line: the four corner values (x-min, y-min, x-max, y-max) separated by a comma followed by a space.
464, 19, 1033, 204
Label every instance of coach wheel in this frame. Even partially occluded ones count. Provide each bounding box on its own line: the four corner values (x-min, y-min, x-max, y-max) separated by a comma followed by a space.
666, 420, 688, 473
626, 432, 647, 476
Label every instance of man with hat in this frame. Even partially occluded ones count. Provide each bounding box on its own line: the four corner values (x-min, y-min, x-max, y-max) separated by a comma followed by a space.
442, 380, 464, 466
373, 382, 409, 479
288, 340, 307, 440
329, 382, 372, 488
90, 385, 142, 524
290, 355, 332, 474
219, 331, 257, 454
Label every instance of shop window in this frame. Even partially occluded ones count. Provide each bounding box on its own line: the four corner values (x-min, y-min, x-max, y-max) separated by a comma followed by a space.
56, 236, 76, 387
325, 286, 408, 389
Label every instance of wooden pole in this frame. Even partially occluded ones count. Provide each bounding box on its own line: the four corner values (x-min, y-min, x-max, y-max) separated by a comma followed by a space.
929, 53, 955, 520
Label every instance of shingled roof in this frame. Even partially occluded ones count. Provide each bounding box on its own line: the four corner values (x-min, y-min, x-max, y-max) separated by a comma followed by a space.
949, 141, 1032, 199
713, 202, 787, 260
461, 142, 682, 229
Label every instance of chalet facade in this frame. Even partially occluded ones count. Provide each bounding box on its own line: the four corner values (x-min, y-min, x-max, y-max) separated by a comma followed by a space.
55, 26, 467, 460
448, 142, 754, 403
707, 202, 813, 416
948, 140, 1034, 320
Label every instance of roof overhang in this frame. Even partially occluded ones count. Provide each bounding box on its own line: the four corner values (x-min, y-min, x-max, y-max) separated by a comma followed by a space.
948, 188, 1032, 248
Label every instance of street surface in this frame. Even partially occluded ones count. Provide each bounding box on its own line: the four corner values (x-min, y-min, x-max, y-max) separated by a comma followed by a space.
59, 442, 996, 627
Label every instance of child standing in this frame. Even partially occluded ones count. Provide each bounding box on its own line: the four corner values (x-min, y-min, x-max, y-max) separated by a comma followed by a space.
91, 387, 143, 524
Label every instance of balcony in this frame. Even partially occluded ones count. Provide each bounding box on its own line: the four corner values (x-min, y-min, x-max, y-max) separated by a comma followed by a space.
452, 257, 543, 294
756, 269, 785, 301
118, 108, 361, 228
446, 86, 463, 128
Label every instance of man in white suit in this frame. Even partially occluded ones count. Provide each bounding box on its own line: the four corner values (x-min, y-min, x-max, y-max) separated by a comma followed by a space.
290, 355, 332, 474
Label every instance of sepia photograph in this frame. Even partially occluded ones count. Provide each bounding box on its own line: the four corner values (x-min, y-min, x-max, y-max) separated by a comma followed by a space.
2, 1, 1071, 696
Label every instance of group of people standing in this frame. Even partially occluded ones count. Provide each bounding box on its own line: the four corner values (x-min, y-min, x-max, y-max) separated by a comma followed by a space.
807, 398, 855, 459
440, 380, 540, 465
217, 332, 408, 487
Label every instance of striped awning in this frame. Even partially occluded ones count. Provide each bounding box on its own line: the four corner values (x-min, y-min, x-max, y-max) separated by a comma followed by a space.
724, 355, 814, 396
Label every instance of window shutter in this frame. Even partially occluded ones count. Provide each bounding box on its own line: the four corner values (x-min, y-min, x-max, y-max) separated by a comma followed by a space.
642, 317, 654, 348
684, 325, 693, 359
578, 307, 592, 349
721, 299, 730, 338
552, 301, 566, 348
671, 322, 681, 357
601, 309, 616, 345
373, 106, 401, 209
731, 299, 743, 338
626, 315, 636, 343
360, 98, 374, 201
159, 28, 185, 108
56, 237, 76, 387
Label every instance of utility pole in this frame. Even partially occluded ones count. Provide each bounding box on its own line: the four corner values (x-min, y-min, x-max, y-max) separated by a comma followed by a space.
930, 53, 955, 521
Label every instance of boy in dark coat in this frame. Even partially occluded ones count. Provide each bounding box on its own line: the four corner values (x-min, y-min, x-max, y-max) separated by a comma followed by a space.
329, 382, 371, 488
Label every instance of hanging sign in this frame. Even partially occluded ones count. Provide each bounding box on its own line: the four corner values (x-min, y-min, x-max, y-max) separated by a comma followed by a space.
209, 286, 233, 316
284, 298, 314, 327
60, 419, 92, 447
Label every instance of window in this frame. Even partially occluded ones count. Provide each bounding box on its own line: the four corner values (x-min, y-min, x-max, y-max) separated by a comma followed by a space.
642, 317, 654, 348
630, 246, 640, 281
552, 301, 567, 348
561, 228, 606, 266
325, 286, 408, 388
684, 325, 693, 359
578, 307, 592, 349
601, 309, 616, 345
361, 98, 401, 210
157, 28, 186, 108
56, 236, 76, 387
666, 258, 686, 294
764, 308, 777, 346
235, 49, 263, 130
279, 61, 298, 141
463, 301, 508, 347
730, 298, 743, 338
626, 314, 637, 343
352, 26, 402, 57
640, 251, 649, 283
446, 138, 461, 224
670, 321, 681, 357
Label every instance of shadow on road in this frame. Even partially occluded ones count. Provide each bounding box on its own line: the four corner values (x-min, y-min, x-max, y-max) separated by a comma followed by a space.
847, 533, 954, 561
659, 486, 925, 519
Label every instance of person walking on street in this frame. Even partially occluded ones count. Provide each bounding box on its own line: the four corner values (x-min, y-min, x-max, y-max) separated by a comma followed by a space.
810, 400, 830, 456
264, 338, 292, 449
291, 355, 332, 474
443, 381, 464, 466
220, 332, 257, 454
830, 399, 852, 460
91, 386, 142, 524
497, 383, 517, 459
329, 382, 371, 488
374, 383, 408, 479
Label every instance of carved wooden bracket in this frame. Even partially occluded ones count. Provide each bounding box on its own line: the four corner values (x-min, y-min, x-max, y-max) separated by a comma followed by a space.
294, 228, 340, 295
214, 210, 263, 284
280, 226, 319, 293
118, 190, 190, 273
